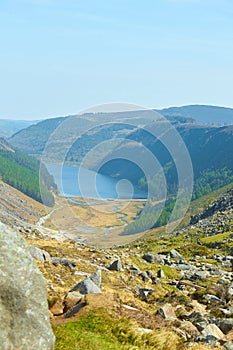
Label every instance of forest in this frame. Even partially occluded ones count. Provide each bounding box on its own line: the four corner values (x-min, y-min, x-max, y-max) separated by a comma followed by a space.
0, 149, 55, 206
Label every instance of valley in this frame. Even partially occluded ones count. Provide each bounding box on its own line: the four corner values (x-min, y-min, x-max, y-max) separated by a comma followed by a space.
1, 105, 233, 350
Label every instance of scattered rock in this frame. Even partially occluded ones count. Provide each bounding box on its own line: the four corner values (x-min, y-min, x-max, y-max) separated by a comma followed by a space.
52, 257, 76, 269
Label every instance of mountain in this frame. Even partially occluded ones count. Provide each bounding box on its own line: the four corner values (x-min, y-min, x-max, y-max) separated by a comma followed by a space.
0, 119, 38, 138
8, 110, 194, 158
158, 104, 233, 125
97, 123, 233, 194
0, 147, 56, 206
9, 105, 233, 160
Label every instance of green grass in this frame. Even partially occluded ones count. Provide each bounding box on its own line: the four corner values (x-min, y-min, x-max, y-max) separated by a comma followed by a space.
201, 231, 231, 244
53, 308, 181, 350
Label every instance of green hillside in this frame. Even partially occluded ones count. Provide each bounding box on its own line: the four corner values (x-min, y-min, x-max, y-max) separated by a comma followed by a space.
0, 149, 55, 206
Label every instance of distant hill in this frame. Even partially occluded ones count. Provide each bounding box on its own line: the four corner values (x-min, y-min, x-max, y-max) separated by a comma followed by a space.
158, 105, 233, 125
0, 119, 38, 138
8, 105, 233, 204
8, 110, 194, 159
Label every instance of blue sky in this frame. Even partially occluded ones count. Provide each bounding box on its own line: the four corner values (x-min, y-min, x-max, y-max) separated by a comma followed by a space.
0, 0, 233, 119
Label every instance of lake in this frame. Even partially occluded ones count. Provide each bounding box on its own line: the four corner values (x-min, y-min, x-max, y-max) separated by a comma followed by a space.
45, 163, 147, 199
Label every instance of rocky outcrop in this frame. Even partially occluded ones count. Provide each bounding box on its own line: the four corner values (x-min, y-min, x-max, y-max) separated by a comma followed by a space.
0, 222, 55, 350
190, 188, 233, 224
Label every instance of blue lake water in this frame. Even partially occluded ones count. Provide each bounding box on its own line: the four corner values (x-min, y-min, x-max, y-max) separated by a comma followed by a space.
46, 163, 147, 199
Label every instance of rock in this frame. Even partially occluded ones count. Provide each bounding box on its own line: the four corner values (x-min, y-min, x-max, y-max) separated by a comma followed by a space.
90, 269, 101, 288
63, 293, 83, 313
146, 270, 156, 279
140, 271, 150, 282
218, 319, 233, 334
142, 253, 164, 264
202, 324, 226, 341
52, 257, 76, 269
0, 222, 55, 350
70, 277, 101, 294
179, 320, 200, 339
224, 342, 233, 350
203, 294, 225, 305
29, 245, 51, 263
158, 303, 177, 321
228, 284, 233, 296
196, 334, 220, 347
189, 271, 210, 281
170, 249, 183, 260
181, 311, 209, 332
108, 259, 124, 271
139, 288, 153, 300
129, 265, 141, 274
50, 298, 64, 316
157, 269, 165, 278
178, 264, 192, 271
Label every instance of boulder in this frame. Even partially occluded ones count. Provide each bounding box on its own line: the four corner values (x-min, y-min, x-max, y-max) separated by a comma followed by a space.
139, 288, 153, 301
129, 265, 141, 274
0, 222, 55, 350
179, 320, 200, 339
29, 245, 51, 263
142, 253, 164, 264
70, 277, 101, 294
202, 324, 226, 341
203, 294, 225, 305
170, 249, 183, 260
218, 319, 233, 334
181, 311, 209, 332
108, 259, 124, 271
157, 269, 165, 278
90, 269, 102, 288
139, 271, 150, 282
228, 284, 233, 296
158, 303, 177, 321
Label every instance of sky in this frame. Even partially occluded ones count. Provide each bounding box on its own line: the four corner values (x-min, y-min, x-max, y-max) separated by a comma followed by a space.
0, 0, 233, 120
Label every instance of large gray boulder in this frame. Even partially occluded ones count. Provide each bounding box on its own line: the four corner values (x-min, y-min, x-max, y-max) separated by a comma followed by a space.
0, 222, 55, 350
70, 277, 101, 294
